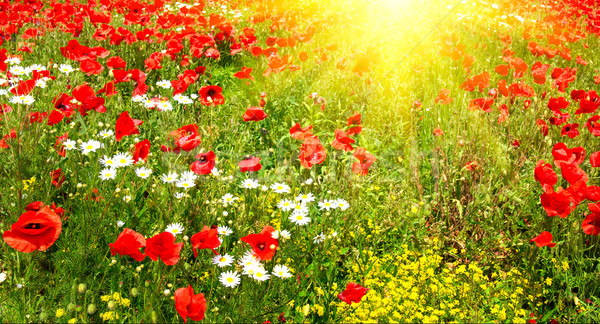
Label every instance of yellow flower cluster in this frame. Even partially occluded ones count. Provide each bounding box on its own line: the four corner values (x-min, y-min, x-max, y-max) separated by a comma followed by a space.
100, 311, 119, 321
100, 292, 131, 307
331, 245, 544, 323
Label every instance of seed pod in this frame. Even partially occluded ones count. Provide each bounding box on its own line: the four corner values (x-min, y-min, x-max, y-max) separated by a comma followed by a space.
87, 304, 97, 315
131, 288, 139, 298
77, 283, 87, 294
107, 300, 116, 310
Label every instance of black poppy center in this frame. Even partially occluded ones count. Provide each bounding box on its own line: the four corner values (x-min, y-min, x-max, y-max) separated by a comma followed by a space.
198, 155, 207, 163
257, 243, 266, 250
207, 89, 216, 96
24, 223, 42, 229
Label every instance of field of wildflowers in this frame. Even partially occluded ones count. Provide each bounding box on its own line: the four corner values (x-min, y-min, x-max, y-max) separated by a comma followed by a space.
1, 0, 600, 322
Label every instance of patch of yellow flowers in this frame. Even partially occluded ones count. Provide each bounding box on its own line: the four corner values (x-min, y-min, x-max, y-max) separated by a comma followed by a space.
330, 244, 544, 323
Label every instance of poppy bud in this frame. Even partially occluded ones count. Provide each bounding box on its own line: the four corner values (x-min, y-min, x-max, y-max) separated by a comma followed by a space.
131, 288, 139, 297
107, 300, 116, 310
76, 306, 83, 312
67, 303, 76, 313
78, 283, 87, 294
87, 304, 97, 315
39, 311, 49, 322
145, 280, 151, 287
151, 311, 158, 322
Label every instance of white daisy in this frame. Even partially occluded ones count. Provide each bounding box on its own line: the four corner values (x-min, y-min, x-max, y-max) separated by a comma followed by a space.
156, 80, 171, 89
313, 232, 326, 244
132, 95, 146, 103
217, 226, 233, 236
295, 193, 315, 203
166, 223, 185, 236
318, 199, 336, 211
63, 139, 77, 150
272, 264, 292, 278
58, 64, 74, 74
190, 93, 199, 99
252, 268, 271, 281
99, 155, 117, 168
123, 196, 132, 203
80, 140, 102, 154
113, 152, 134, 168
35, 79, 47, 88
239, 251, 260, 268
174, 192, 186, 199
210, 167, 221, 176
9, 66, 27, 76
116, 220, 125, 227
289, 212, 311, 226
279, 230, 291, 239
20, 95, 35, 105
271, 182, 291, 194
277, 199, 294, 211
0, 89, 8, 96
219, 271, 241, 288
176, 180, 195, 189
161, 171, 179, 183
291, 202, 309, 214
5, 57, 21, 64
28, 64, 46, 72
212, 254, 234, 267
241, 179, 260, 189
335, 198, 350, 211
179, 171, 198, 182
98, 129, 114, 139
156, 100, 173, 111
261, 185, 268, 191
243, 263, 264, 277
175, 95, 193, 104
99, 168, 117, 181
221, 193, 239, 205
304, 178, 314, 185
135, 167, 152, 179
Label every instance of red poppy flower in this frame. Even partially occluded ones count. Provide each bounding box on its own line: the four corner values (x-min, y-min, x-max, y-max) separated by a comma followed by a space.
586, 116, 600, 136
530, 231, 556, 247
191, 151, 216, 175
290, 123, 313, 140
80, 59, 104, 76
234, 67, 254, 80
198, 85, 224, 106
115, 111, 142, 141
552, 143, 584, 168
109, 228, 146, 262
338, 282, 369, 305
241, 225, 279, 260
3, 206, 62, 253
51, 168, 65, 188
331, 129, 355, 152
465, 161, 479, 171
534, 160, 557, 193
170, 124, 201, 151
107, 56, 127, 69
347, 112, 362, 136
145, 232, 184, 266
190, 226, 221, 257
540, 188, 576, 218
561, 163, 588, 185
243, 107, 268, 122
239, 156, 262, 172
433, 127, 444, 136
352, 147, 376, 176
175, 285, 207, 323
132, 139, 151, 163
298, 136, 327, 169
583, 204, 600, 235
435, 88, 453, 104
561, 123, 580, 139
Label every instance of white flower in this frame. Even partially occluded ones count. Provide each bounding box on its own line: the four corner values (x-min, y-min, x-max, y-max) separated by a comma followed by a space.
277, 199, 294, 211
99, 168, 117, 181
219, 271, 241, 288
123, 196, 132, 203
161, 171, 179, 183
58, 64, 74, 74
279, 230, 291, 239
0, 89, 8, 96
212, 254, 234, 267
252, 268, 271, 281
295, 193, 315, 203
113, 152, 134, 168
241, 179, 259, 189
116, 220, 125, 227
156, 100, 173, 111
176, 180, 195, 189
35, 79, 47, 88
221, 193, 239, 205
272, 265, 292, 278
5, 57, 21, 64
291, 202, 309, 214
98, 129, 114, 138
63, 139, 77, 150
80, 140, 102, 154
318, 199, 337, 211
261, 185, 268, 191
335, 199, 350, 211
217, 226, 233, 236
163, 289, 170, 296
0, 272, 6, 283
28, 64, 46, 72
289, 212, 311, 225
156, 80, 172, 89
174, 95, 193, 104
304, 178, 314, 185
190, 93, 198, 99
179, 171, 198, 182
223, 211, 229, 216
9, 65, 27, 76
313, 232, 326, 244
166, 223, 185, 236
243, 263, 264, 277
99, 155, 116, 168
132, 95, 146, 103
271, 182, 291, 193
239, 251, 260, 268
135, 167, 152, 179
211, 167, 221, 176
10, 95, 35, 105
174, 192, 186, 199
